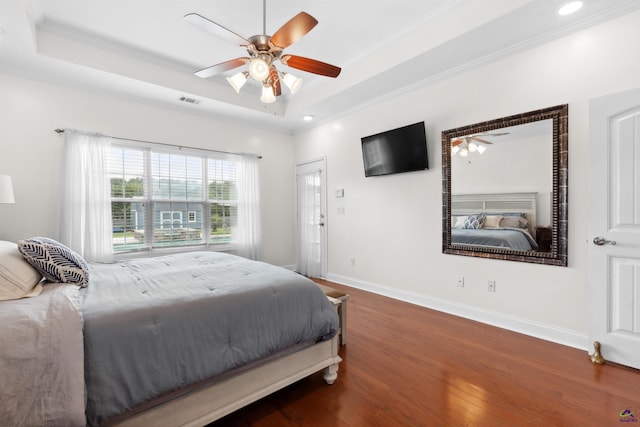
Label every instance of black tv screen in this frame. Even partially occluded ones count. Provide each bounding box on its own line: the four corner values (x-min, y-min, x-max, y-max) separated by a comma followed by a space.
361, 121, 428, 177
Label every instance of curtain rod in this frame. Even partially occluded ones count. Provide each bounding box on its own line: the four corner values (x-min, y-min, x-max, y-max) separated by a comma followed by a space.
54, 129, 262, 159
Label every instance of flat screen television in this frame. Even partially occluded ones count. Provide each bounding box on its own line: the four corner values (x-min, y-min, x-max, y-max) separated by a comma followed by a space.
361, 121, 428, 177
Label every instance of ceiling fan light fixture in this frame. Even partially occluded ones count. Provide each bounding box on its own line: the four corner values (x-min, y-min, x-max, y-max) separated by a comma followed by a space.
185, 10, 341, 104
468, 142, 478, 152
451, 145, 460, 155
476, 145, 487, 154
260, 84, 277, 103
282, 72, 303, 94
459, 149, 469, 157
249, 57, 270, 81
226, 71, 249, 93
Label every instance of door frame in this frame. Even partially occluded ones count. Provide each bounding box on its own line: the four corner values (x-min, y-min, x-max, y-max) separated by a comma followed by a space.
295, 157, 328, 278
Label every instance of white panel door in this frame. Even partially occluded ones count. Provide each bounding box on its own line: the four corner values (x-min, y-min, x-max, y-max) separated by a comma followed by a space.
588, 88, 640, 369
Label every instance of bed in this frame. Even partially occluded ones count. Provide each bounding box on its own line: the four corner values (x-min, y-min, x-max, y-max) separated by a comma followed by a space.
450, 192, 540, 251
0, 240, 341, 427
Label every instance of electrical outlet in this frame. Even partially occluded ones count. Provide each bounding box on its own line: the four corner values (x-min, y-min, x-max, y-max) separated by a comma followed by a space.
487, 280, 496, 292
456, 275, 464, 287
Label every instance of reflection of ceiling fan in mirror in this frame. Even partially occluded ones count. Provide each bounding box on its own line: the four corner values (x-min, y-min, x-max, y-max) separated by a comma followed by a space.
451, 132, 509, 157
184, 0, 341, 104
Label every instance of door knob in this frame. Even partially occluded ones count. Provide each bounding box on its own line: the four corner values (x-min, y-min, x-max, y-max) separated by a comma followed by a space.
593, 236, 616, 246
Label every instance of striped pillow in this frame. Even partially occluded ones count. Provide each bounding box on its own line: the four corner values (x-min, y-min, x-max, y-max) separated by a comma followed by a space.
18, 237, 89, 287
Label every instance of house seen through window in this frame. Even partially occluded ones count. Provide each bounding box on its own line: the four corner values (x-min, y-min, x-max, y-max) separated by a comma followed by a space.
109, 144, 238, 252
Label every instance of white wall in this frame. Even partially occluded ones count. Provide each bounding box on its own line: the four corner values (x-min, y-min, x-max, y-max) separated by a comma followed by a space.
452, 130, 552, 226
0, 75, 295, 266
293, 10, 640, 347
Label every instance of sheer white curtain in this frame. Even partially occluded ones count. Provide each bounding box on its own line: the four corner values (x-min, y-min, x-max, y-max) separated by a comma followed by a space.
234, 154, 263, 260
59, 130, 114, 263
295, 170, 322, 277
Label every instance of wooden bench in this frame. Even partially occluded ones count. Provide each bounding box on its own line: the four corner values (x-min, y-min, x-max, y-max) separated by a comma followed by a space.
317, 284, 349, 345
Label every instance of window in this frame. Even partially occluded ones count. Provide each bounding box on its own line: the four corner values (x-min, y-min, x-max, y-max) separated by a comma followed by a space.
108, 143, 238, 252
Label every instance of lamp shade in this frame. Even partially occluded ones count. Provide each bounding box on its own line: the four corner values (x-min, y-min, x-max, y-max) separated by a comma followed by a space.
249, 58, 270, 81
0, 175, 15, 204
282, 73, 303, 94
260, 85, 276, 104
226, 72, 249, 93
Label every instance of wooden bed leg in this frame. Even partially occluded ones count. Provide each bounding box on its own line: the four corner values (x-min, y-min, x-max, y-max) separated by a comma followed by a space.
323, 362, 339, 384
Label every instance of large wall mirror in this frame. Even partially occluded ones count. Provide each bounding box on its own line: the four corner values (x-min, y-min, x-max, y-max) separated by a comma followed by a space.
442, 104, 568, 266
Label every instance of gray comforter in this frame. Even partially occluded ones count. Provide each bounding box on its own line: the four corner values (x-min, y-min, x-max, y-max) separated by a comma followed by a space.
451, 228, 539, 251
82, 251, 338, 426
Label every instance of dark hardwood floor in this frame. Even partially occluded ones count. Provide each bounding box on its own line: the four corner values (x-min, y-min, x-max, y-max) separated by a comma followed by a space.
211, 280, 640, 426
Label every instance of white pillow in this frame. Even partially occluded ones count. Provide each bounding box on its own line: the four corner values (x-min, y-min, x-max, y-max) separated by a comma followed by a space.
453, 216, 468, 229
0, 240, 43, 301
483, 215, 503, 228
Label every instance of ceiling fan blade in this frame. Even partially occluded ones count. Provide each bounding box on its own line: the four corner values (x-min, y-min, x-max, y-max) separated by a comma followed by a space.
194, 58, 249, 79
451, 139, 464, 147
269, 12, 318, 49
482, 132, 510, 137
269, 67, 282, 96
470, 137, 493, 145
184, 13, 250, 46
280, 55, 341, 78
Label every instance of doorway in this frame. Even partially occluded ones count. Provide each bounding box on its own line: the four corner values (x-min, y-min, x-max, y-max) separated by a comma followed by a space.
295, 158, 327, 278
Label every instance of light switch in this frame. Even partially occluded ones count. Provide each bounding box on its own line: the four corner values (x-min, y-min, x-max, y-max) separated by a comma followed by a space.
335, 189, 344, 198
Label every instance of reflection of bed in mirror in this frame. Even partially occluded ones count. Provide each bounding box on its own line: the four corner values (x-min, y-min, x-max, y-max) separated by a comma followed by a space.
451, 192, 539, 251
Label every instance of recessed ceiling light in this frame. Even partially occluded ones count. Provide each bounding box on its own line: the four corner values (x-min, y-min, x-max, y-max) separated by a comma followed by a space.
558, 1, 583, 15
303, 115, 314, 122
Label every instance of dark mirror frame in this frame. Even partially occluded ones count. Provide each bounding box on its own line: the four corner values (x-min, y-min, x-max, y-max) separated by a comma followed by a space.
442, 104, 568, 266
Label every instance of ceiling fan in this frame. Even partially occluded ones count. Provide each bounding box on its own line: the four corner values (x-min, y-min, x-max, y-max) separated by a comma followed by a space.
184, 1, 341, 103
451, 132, 509, 156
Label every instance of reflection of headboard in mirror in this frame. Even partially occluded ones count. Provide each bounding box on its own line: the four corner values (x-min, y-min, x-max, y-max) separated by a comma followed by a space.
451, 193, 537, 236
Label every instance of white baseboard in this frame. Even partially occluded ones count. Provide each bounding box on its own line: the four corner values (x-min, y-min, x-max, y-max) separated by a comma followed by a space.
325, 273, 590, 352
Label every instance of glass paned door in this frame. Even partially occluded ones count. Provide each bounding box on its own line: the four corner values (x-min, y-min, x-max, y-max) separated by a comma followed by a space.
295, 159, 327, 278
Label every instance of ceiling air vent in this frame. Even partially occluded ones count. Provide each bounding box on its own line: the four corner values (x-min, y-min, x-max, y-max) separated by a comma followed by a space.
178, 96, 201, 105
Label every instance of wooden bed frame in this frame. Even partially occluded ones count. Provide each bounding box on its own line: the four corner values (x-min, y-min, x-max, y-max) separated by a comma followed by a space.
113, 328, 341, 427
